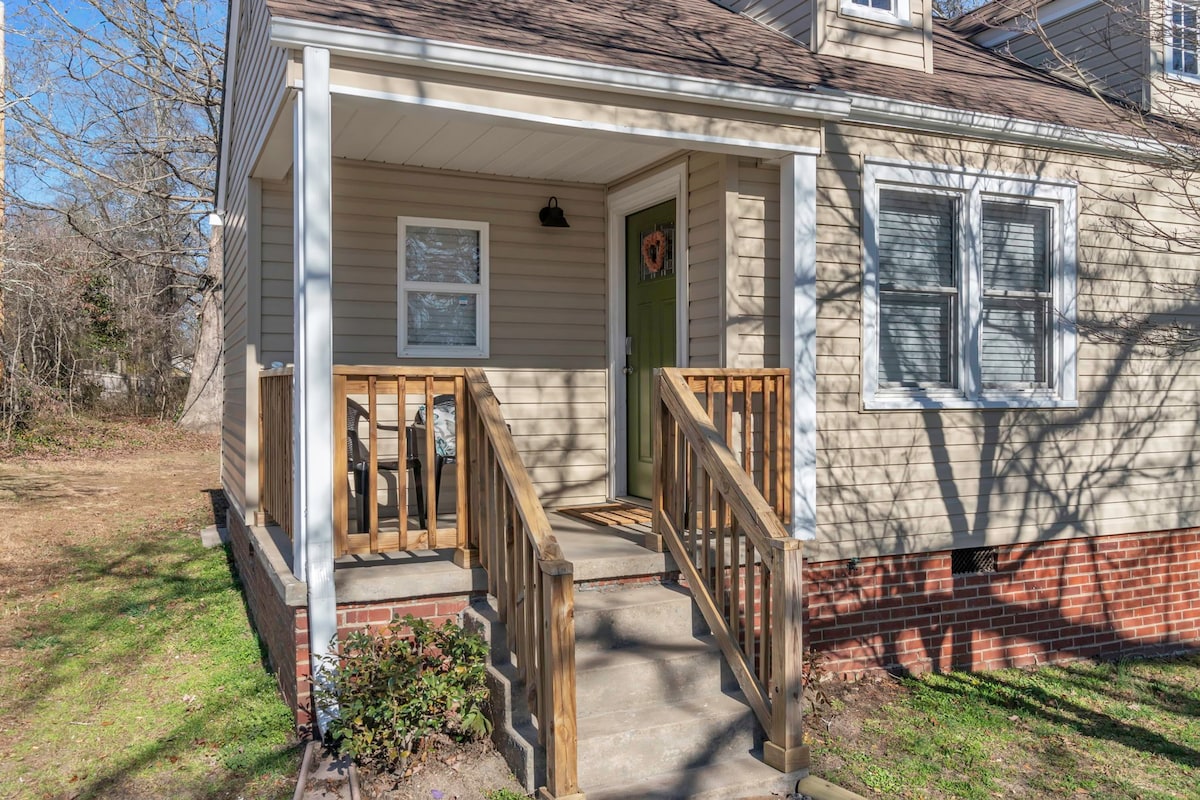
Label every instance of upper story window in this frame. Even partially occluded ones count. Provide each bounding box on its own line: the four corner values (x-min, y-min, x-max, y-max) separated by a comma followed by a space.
397, 217, 490, 358
841, 0, 911, 25
1168, 0, 1200, 79
861, 162, 1078, 410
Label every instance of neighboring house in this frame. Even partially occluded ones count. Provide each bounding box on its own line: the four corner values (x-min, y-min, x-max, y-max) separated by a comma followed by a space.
218, 0, 1200, 796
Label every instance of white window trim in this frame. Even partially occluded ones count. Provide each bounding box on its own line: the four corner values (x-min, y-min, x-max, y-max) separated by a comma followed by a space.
840, 0, 912, 27
397, 216, 490, 359
861, 161, 1078, 411
1164, 0, 1200, 82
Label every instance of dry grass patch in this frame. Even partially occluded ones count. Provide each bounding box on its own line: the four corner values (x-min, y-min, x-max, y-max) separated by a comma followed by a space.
0, 417, 300, 799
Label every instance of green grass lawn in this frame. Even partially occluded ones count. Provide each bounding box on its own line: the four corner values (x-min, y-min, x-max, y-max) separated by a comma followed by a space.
0, 501, 300, 799
812, 655, 1200, 799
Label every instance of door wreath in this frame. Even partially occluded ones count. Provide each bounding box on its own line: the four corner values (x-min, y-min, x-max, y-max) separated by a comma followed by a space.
641, 229, 669, 274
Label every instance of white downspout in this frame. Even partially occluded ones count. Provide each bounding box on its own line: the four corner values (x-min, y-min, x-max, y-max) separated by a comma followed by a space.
293, 45, 339, 734
780, 153, 818, 541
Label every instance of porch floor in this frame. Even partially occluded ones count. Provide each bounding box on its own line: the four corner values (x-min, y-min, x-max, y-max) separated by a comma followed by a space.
330, 510, 676, 605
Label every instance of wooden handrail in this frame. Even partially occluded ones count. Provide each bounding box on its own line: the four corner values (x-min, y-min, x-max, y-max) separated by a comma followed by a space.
462, 368, 581, 800
654, 367, 807, 773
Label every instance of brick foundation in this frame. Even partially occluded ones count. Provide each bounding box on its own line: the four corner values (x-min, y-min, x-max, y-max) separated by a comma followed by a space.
806, 528, 1200, 677
227, 509, 476, 729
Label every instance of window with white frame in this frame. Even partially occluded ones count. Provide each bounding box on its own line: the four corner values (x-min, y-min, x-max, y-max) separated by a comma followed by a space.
397, 217, 489, 358
862, 162, 1077, 410
1168, 0, 1200, 78
842, 0, 910, 24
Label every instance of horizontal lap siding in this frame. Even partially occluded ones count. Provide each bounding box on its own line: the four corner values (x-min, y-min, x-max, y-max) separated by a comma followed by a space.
1004, 4, 1148, 107
689, 153, 724, 366
819, 7, 931, 72
222, 0, 287, 514
260, 161, 608, 505
719, 1, 813, 44
733, 159, 780, 368
814, 123, 1200, 561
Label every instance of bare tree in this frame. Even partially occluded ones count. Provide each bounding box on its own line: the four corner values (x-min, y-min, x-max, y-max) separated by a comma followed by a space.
956, 0, 1200, 351
4, 0, 223, 429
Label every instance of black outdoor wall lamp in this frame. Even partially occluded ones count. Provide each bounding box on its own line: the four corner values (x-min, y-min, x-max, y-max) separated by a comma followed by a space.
538, 196, 570, 228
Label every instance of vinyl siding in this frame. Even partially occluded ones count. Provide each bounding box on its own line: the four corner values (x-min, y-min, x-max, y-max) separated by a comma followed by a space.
810, 121, 1200, 561
732, 159, 781, 368
221, 0, 287, 515
688, 153, 725, 366
718, 0, 814, 45
259, 160, 610, 506
817, 2, 933, 72
1002, 3, 1148, 106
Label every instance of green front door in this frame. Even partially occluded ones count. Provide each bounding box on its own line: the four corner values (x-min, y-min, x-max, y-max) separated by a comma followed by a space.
625, 199, 677, 499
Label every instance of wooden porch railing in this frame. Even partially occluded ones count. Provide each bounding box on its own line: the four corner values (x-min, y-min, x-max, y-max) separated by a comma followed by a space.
257, 365, 581, 798
653, 367, 807, 773
461, 367, 581, 800
332, 366, 470, 559
259, 368, 294, 539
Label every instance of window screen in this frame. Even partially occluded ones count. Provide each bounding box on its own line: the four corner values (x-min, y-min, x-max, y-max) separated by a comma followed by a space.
877, 191, 957, 386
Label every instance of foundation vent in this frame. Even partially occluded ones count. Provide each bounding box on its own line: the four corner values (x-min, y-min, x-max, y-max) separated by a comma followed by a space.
952, 546, 997, 576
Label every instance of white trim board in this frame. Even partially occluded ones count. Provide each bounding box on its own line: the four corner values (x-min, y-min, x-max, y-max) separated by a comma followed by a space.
270, 17, 854, 120
606, 163, 689, 499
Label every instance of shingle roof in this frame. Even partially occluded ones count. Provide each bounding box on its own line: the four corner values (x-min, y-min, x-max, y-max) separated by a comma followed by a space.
264, 0, 1160, 140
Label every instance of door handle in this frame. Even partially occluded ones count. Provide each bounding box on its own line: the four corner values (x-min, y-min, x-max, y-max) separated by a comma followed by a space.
622, 365, 634, 375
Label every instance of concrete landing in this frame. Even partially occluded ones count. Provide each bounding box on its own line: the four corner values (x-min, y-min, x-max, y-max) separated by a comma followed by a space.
327, 510, 673, 604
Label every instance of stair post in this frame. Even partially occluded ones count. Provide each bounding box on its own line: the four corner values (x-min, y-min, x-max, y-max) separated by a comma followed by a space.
764, 538, 810, 773
538, 557, 586, 800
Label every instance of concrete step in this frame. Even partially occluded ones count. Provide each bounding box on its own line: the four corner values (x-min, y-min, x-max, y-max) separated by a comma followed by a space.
575, 636, 725, 717
574, 583, 706, 653
582, 748, 804, 800
576, 689, 759, 790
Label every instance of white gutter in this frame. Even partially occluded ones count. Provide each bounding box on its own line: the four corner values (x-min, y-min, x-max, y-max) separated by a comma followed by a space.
269, 17, 854, 121
833, 89, 1174, 160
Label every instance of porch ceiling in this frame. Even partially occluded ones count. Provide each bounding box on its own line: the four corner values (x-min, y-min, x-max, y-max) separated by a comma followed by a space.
257, 93, 680, 185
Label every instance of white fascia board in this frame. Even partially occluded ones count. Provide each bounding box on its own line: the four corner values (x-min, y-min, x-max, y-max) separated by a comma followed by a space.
215, 0, 242, 214
269, 17, 853, 121
840, 90, 1173, 160
971, 0, 1103, 49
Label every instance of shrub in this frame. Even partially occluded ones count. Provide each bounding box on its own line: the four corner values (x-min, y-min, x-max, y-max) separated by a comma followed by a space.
317, 615, 492, 771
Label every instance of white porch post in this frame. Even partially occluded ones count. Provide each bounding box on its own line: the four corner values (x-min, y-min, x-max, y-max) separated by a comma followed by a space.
292, 45, 338, 733
780, 153, 818, 541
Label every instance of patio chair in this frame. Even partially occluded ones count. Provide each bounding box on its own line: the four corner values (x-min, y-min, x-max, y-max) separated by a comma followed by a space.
346, 399, 426, 532
413, 394, 457, 523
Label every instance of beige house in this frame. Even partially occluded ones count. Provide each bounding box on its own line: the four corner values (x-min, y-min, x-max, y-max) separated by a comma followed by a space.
218, 0, 1200, 796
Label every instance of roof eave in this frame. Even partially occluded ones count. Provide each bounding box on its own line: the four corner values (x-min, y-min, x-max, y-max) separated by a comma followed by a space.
268, 16, 854, 122
838, 89, 1172, 160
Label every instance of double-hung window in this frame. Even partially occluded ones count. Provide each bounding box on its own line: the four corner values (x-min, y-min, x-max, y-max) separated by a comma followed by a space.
862, 162, 1077, 409
1168, 0, 1200, 79
842, 0, 911, 25
397, 217, 489, 358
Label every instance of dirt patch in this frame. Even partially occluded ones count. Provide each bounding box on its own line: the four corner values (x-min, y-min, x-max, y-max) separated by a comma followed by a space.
355, 740, 526, 800
0, 421, 220, 629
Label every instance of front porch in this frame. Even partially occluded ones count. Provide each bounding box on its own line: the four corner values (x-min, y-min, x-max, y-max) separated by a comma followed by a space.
246, 364, 808, 797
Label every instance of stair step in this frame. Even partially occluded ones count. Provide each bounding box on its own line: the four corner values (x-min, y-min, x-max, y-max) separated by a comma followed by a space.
582, 749, 804, 800
574, 583, 706, 653
575, 636, 725, 716
576, 691, 758, 789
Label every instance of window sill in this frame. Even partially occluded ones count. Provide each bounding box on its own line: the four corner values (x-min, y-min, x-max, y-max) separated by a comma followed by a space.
863, 390, 1078, 411
839, 4, 913, 27
399, 346, 489, 360
1163, 67, 1200, 87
